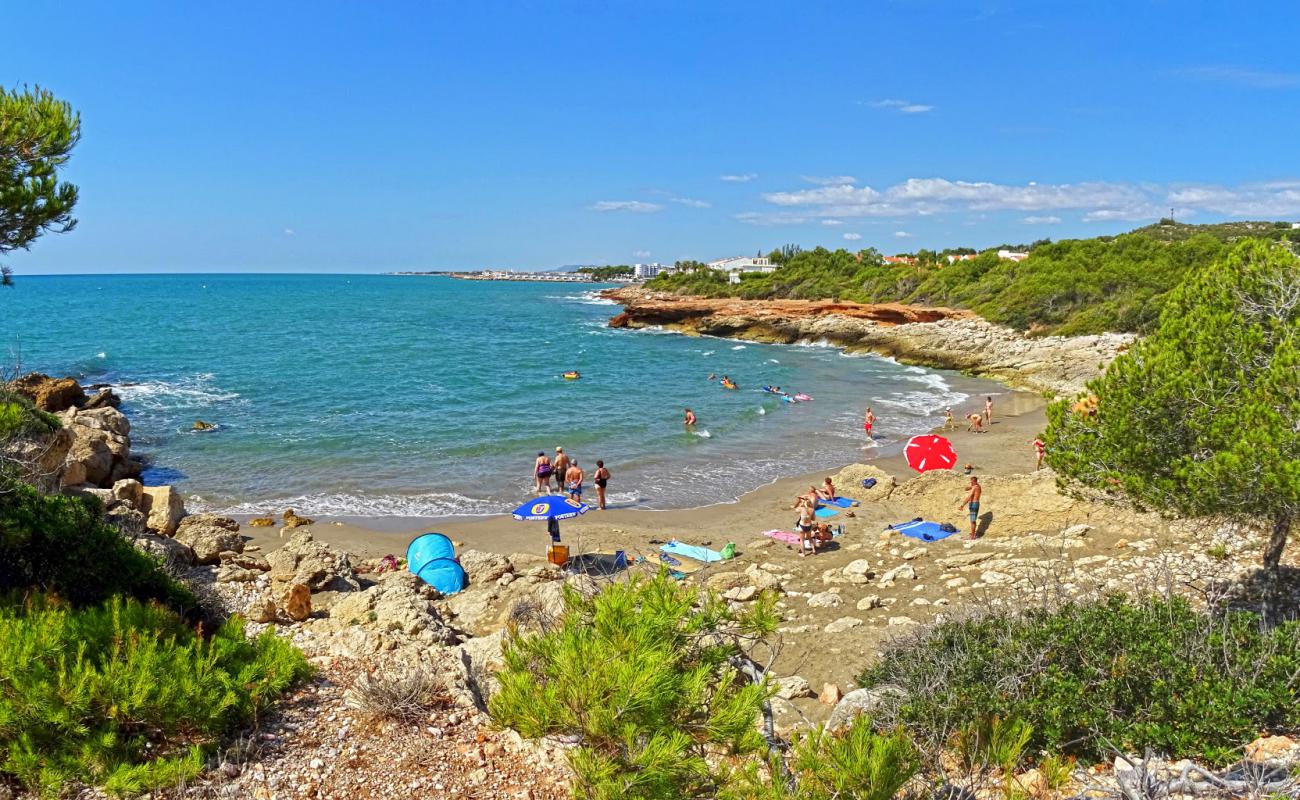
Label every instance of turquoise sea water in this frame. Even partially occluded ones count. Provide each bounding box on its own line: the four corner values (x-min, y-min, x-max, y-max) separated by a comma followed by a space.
2, 274, 1000, 516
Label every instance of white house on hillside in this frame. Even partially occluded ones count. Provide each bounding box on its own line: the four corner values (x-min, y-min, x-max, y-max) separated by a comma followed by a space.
707, 255, 778, 274
997, 249, 1030, 263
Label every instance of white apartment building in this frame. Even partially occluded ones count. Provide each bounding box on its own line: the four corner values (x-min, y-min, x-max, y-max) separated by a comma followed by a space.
707, 255, 778, 274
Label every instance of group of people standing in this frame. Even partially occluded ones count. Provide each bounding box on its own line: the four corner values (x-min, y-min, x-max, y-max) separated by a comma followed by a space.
533, 447, 611, 510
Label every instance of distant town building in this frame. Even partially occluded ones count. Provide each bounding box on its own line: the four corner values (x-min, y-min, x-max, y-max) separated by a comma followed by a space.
883, 255, 918, 266
707, 255, 778, 274
946, 253, 978, 264
997, 249, 1030, 262
633, 262, 669, 280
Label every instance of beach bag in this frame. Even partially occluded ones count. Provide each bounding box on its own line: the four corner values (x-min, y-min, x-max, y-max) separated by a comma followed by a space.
939, 522, 958, 533
861, 478, 877, 489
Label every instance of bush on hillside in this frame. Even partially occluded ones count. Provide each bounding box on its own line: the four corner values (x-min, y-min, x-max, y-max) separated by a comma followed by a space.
0, 593, 311, 797
647, 233, 1232, 335
490, 572, 780, 799
856, 595, 1300, 765
0, 481, 194, 610
0, 388, 60, 442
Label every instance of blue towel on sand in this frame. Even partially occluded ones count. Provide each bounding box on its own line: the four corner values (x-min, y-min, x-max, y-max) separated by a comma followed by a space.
814, 506, 840, 518
888, 520, 955, 543
661, 541, 724, 563
826, 497, 857, 508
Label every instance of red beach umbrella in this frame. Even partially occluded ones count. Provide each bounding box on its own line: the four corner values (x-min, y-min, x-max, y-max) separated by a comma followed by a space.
904, 434, 957, 473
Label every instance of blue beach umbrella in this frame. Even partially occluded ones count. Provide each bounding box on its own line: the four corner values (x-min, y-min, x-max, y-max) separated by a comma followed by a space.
511, 495, 589, 542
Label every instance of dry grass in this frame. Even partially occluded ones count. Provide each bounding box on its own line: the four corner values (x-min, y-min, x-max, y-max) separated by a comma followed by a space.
347, 666, 452, 725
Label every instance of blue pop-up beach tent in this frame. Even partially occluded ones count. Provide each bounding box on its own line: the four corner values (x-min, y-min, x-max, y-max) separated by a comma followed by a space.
406, 532, 467, 595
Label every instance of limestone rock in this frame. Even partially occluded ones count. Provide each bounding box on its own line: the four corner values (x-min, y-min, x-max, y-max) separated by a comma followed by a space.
458, 629, 507, 704
178, 513, 240, 533
247, 597, 278, 623
282, 508, 314, 528
248, 517, 276, 527
878, 564, 917, 586
328, 571, 457, 643
216, 565, 260, 583
111, 478, 144, 508
227, 551, 270, 571
141, 485, 186, 536
937, 552, 994, 569
825, 686, 906, 733
458, 549, 513, 584
744, 564, 782, 591
284, 583, 312, 621
267, 531, 359, 592
706, 571, 747, 591
843, 559, 875, 579
723, 585, 758, 602
832, 463, 896, 503
772, 675, 813, 700
807, 591, 843, 608
819, 683, 842, 705
63, 483, 114, 505
82, 387, 121, 409
105, 505, 149, 538
176, 524, 244, 565
857, 595, 883, 611
132, 532, 195, 569
824, 617, 863, 634
887, 616, 917, 627
11, 373, 86, 412
981, 570, 1015, 586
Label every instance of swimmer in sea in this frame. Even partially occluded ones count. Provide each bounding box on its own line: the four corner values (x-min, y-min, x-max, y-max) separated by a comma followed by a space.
684, 408, 697, 426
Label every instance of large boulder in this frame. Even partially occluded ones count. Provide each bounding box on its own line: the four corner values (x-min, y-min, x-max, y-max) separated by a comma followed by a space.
457, 549, 513, 584
111, 479, 144, 508
176, 523, 243, 565
832, 464, 897, 503
267, 531, 360, 593
64, 429, 114, 486
105, 505, 149, 538
825, 686, 906, 734
58, 407, 134, 488
10, 373, 86, 412
132, 533, 195, 570
141, 485, 186, 536
1, 425, 74, 491
177, 513, 240, 533
326, 571, 457, 643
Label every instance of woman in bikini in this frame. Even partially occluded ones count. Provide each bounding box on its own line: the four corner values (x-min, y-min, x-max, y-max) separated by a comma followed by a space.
534, 451, 553, 494
594, 460, 611, 510
796, 497, 818, 557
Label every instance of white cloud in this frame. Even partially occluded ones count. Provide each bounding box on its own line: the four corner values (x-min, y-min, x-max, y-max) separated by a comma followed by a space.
720, 173, 758, 183
1173, 65, 1300, 89
843, 232, 863, 241
589, 200, 664, 213
745, 175, 1298, 225
893, 230, 913, 238
801, 175, 857, 186
283, 228, 295, 236
670, 197, 712, 208
871, 99, 934, 114
633, 249, 651, 258
821, 219, 845, 226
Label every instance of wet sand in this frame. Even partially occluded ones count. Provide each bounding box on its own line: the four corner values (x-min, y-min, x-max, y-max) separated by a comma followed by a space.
242, 391, 1048, 561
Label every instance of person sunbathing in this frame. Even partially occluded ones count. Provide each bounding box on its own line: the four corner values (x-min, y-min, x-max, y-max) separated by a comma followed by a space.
816, 477, 837, 501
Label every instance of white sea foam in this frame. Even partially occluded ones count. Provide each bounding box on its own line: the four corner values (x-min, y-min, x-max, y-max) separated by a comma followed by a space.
96, 352, 107, 359
767, 358, 779, 364
731, 345, 746, 350
874, 389, 969, 416
218, 490, 507, 519
114, 374, 242, 411
692, 429, 712, 438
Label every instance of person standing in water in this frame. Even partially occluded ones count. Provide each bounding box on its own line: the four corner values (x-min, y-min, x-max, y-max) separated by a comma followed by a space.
594, 460, 611, 510
684, 408, 698, 426
863, 407, 876, 439
533, 451, 553, 494
565, 460, 584, 501
552, 447, 570, 491
958, 476, 982, 540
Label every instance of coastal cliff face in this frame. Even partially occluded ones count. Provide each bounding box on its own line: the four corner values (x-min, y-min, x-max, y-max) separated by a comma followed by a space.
604, 287, 1134, 397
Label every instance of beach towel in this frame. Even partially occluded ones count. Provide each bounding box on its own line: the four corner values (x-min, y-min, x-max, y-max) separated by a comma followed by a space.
887, 519, 956, 543
661, 540, 730, 563
763, 529, 801, 544
814, 506, 840, 518
826, 497, 857, 508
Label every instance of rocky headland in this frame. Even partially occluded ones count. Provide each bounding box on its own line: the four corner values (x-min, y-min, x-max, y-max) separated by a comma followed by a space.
603, 287, 1135, 396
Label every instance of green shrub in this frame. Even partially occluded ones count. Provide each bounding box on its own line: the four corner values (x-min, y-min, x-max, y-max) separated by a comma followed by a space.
0, 481, 194, 610
490, 571, 780, 800
719, 718, 920, 800
0, 593, 311, 796
0, 389, 60, 441
856, 595, 1300, 765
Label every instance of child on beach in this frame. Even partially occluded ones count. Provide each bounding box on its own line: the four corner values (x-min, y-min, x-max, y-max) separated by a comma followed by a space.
944, 407, 955, 430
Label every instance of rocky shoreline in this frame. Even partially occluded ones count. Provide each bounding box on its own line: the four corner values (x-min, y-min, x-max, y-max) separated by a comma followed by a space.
602, 287, 1135, 397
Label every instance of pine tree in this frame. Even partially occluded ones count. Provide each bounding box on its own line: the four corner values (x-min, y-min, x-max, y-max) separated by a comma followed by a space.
1045, 240, 1300, 569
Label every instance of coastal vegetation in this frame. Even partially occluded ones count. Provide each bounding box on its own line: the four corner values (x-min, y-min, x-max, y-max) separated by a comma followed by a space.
856, 594, 1300, 766
1044, 239, 1300, 569
0, 382, 309, 797
645, 227, 1273, 335
0, 85, 81, 285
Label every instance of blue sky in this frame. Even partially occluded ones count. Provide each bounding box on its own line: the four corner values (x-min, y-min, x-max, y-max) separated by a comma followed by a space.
6, 1, 1300, 273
